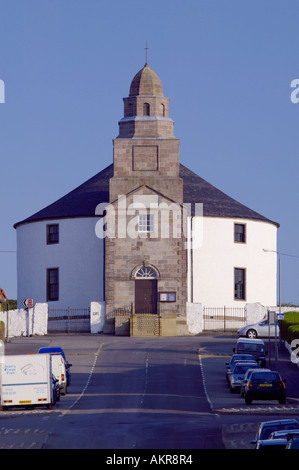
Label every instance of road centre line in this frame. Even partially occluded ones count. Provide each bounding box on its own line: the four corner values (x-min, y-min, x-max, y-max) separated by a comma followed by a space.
198, 354, 215, 414
140, 353, 149, 407
58, 344, 103, 418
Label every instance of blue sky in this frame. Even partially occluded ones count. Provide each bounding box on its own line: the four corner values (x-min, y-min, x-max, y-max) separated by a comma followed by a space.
1, 1, 299, 304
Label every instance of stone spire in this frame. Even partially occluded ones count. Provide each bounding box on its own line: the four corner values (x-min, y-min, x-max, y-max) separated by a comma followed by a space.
117, 64, 174, 139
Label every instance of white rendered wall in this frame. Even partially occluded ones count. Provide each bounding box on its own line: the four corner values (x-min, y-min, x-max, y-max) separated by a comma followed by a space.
190, 216, 277, 308
0, 303, 48, 337
16, 218, 104, 309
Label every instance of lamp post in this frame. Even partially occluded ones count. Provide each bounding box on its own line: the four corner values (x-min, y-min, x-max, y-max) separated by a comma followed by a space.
263, 248, 299, 350
263, 248, 282, 351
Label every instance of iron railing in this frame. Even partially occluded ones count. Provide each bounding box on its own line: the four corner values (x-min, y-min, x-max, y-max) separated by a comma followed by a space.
48, 307, 90, 333
203, 306, 246, 331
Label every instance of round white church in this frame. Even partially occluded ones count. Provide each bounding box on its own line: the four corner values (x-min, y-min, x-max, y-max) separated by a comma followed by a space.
14, 61, 279, 335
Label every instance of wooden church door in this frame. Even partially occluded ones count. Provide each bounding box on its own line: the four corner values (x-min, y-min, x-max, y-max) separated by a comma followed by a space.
135, 280, 157, 314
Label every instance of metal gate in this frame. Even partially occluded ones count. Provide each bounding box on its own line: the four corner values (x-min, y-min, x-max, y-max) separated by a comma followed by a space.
130, 314, 160, 337
48, 307, 90, 333
203, 306, 246, 331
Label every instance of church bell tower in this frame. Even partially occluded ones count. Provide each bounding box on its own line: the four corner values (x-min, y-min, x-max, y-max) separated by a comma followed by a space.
105, 60, 187, 336
110, 62, 183, 203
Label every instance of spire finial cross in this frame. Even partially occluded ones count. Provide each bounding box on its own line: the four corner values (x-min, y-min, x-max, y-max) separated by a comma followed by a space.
145, 41, 149, 65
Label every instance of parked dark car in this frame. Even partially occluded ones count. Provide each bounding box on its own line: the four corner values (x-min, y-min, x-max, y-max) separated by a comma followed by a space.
244, 370, 286, 405
251, 419, 299, 445
255, 439, 287, 449
52, 375, 60, 404
233, 338, 267, 367
286, 438, 299, 449
269, 429, 299, 441
240, 368, 271, 397
256, 430, 299, 449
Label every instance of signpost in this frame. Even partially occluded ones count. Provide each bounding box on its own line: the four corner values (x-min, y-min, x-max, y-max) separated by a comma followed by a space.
268, 310, 279, 369
23, 299, 34, 336
23, 298, 34, 308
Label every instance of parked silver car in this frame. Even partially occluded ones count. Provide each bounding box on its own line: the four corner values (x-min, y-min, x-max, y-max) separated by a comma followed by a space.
228, 362, 259, 393
238, 319, 280, 338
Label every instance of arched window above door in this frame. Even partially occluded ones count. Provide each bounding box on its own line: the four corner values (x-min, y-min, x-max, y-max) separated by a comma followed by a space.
134, 265, 158, 279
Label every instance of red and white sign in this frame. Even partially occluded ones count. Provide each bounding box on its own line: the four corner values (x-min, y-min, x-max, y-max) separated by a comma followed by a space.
23, 298, 34, 308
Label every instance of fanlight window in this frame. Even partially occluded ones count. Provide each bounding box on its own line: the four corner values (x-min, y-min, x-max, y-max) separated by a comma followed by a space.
135, 266, 158, 279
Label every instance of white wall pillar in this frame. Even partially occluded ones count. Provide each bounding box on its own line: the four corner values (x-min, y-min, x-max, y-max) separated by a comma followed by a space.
186, 302, 203, 334
245, 302, 267, 325
90, 301, 106, 334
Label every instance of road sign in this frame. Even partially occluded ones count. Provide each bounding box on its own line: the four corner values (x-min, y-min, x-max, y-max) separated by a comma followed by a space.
277, 313, 284, 321
23, 298, 34, 308
268, 310, 276, 324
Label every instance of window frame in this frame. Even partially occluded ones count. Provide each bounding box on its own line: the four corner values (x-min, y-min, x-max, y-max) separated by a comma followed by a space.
234, 223, 246, 243
47, 267, 59, 302
234, 267, 246, 301
138, 214, 154, 233
47, 224, 59, 245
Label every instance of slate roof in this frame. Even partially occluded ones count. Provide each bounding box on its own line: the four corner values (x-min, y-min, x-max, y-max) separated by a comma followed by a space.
14, 163, 279, 228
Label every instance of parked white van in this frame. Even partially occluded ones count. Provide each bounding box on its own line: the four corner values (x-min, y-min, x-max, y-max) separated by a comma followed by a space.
1, 354, 55, 410
50, 353, 67, 395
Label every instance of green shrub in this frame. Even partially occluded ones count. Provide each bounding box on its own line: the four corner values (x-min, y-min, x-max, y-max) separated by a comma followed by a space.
0, 300, 17, 311
281, 311, 299, 344
285, 325, 299, 345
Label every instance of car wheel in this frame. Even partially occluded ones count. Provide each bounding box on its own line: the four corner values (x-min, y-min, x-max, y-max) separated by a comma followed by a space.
246, 329, 257, 338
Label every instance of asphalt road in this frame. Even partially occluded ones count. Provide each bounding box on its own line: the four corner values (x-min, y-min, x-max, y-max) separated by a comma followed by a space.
0, 333, 298, 451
